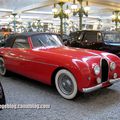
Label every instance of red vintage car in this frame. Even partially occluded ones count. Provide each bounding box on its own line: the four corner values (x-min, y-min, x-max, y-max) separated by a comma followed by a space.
0, 33, 120, 99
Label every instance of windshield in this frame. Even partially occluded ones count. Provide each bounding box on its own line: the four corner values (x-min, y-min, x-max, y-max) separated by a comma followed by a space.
104, 33, 120, 43
31, 34, 63, 48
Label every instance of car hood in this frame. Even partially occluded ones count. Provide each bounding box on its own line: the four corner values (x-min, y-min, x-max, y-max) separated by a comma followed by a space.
33, 46, 102, 60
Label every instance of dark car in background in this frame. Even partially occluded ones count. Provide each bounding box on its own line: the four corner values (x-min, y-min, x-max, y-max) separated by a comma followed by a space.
0, 81, 6, 108
61, 34, 70, 42
58, 33, 70, 44
0, 34, 5, 47
67, 30, 120, 57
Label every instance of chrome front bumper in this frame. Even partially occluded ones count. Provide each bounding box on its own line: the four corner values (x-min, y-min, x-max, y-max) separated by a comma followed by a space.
82, 78, 120, 93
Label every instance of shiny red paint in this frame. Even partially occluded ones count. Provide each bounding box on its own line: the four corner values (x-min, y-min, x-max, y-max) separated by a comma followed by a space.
0, 35, 120, 92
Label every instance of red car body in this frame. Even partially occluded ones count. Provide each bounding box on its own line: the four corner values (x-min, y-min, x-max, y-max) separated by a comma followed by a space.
0, 33, 120, 99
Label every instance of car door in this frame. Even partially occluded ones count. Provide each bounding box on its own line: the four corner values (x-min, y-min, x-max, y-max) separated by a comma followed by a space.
5, 36, 31, 74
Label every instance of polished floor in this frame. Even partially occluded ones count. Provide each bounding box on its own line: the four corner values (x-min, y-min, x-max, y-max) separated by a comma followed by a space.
0, 73, 120, 120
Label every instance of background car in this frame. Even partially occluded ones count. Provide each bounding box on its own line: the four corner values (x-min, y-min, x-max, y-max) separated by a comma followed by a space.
0, 81, 6, 108
0, 32, 120, 100
0, 34, 5, 47
60, 34, 70, 43
67, 30, 120, 57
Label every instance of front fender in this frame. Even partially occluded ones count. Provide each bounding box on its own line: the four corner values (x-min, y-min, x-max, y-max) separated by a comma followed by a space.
64, 59, 92, 92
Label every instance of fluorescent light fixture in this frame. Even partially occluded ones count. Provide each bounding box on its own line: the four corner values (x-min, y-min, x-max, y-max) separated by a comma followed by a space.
0, 21, 9, 24
0, 19, 10, 21
42, 20, 53, 23
26, 11, 53, 15
0, 8, 13, 12
21, 15, 40, 19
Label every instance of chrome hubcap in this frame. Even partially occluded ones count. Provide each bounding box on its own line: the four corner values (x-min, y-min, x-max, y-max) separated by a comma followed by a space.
58, 74, 74, 95
0, 60, 5, 74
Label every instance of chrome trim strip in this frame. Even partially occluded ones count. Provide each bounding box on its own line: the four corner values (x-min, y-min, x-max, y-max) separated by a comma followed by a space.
5, 55, 58, 67
19, 58, 59, 67
83, 78, 120, 93
109, 78, 120, 84
83, 84, 102, 93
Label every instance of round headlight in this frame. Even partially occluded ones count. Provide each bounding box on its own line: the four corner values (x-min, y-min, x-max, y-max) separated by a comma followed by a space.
110, 62, 116, 71
94, 65, 100, 75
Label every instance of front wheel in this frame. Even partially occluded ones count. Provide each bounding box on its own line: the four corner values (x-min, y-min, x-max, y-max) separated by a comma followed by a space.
55, 69, 78, 100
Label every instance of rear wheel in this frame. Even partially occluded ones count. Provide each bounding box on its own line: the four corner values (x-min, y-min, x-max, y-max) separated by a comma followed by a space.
0, 57, 7, 76
55, 69, 78, 100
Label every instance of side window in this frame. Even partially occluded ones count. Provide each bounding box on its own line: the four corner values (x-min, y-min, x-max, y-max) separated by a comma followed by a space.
70, 32, 82, 41
83, 32, 97, 43
12, 38, 30, 48
32, 35, 44, 48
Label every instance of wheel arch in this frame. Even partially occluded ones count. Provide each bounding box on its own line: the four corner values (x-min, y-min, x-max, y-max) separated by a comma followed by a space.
51, 67, 70, 86
0, 55, 3, 58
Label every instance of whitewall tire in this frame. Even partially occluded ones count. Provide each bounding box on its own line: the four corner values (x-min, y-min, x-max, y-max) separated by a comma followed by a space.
55, 69, 78, 100
0, 57, 7, 76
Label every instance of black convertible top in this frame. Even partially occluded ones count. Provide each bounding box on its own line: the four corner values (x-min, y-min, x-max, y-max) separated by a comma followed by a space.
16, 32, 60, 37
4, 32, 60, 48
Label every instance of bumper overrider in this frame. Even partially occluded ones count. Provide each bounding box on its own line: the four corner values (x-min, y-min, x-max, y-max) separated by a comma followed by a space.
82, 78, 120, 93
